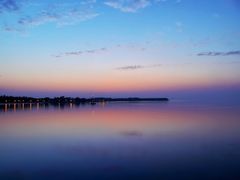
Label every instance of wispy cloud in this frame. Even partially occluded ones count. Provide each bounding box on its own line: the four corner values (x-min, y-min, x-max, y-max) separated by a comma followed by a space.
81, 0, 97, 5
104, 0, 151, 13
104, 0, 182, 12
116, 64, 161, 70
116, 65, 144, 70
0, 0, 20, 13
20, 2, 99, 27
1, 0, 181, 31
0, 1, 99, 32
54, 42, 147, 58
1, 24, 23, 32
197, 50, 240, 56
54, 48, 107, 58
18, 10, 99, 27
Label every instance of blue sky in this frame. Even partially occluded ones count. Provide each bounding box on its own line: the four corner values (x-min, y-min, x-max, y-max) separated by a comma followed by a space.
0, 0, 240, 99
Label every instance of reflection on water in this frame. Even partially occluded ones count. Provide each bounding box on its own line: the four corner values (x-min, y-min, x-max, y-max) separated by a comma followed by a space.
0, 103, 77, 112
0, 102, 240, 180
0, 102, 109, 113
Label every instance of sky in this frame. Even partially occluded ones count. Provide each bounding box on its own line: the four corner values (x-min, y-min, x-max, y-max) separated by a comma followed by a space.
0, 0, 240, 99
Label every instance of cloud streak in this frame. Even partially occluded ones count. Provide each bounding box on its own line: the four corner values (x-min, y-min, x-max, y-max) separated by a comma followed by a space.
0, 1, 99, 32
103, 0, 181, 13
1, 24, 23, 32
116, 63, 193, 71
116, 64, 161, 70
0, 0, 20, 13
54, 48, 107, 58
54, 43, 147, 58
1, 0, 180, 32
19, 2, 99, 27
18, 10, 99, 27
116, 65, 144, 70
197, 50, 240, 56
104, 0, 151, 13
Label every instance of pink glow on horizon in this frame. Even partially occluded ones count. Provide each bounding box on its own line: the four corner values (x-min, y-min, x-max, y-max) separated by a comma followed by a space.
1, 106, 237, 137
1, 73, 239, 93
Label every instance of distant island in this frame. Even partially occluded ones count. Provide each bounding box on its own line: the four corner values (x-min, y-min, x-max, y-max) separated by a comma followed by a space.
0, 95, 169, 105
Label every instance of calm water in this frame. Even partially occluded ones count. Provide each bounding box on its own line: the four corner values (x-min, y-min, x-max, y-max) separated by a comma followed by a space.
0, 101, 240, 180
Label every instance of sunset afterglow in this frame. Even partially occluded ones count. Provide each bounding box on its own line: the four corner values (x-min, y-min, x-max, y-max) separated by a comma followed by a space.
1, 0, 240, 97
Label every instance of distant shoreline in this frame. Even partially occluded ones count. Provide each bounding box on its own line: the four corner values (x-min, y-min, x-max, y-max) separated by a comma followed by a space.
0, 96, 169, 105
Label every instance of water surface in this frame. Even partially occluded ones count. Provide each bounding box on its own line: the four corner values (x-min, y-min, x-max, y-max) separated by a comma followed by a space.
0, 101, 240, 180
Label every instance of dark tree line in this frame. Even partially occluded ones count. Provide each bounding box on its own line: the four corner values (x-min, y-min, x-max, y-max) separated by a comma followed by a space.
0, 95, 169, 105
